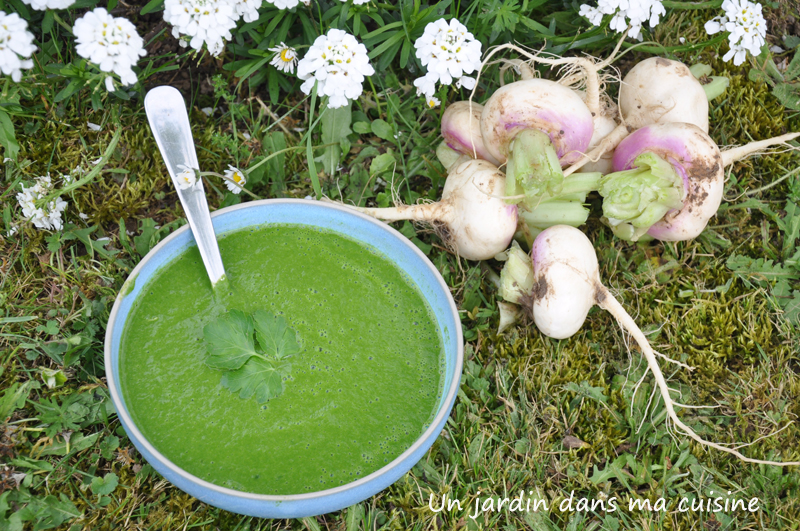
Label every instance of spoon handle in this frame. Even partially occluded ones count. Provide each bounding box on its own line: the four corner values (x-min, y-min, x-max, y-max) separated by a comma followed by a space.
145, 86, 226, 287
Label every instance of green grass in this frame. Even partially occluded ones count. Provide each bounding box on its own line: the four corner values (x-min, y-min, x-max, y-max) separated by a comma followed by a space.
2, 7, 800, 531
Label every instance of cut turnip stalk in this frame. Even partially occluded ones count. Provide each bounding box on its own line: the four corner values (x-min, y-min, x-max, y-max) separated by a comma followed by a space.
599, 151, 685, 241
441, 101, 500, 165
436, 142, 462, 171
342, 158, 517, 261
498, 241, 535, 305
506, 129, 565, 199
689, 63, 730, 101
497, 302, 522, 334
526, 225, 800, 466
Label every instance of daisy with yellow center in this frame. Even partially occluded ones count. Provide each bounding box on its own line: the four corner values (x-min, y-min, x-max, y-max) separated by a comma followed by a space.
176, 164, 198, 190
224, 165, 247, 194
268, 42, 298, 74
427, 96, 440, 109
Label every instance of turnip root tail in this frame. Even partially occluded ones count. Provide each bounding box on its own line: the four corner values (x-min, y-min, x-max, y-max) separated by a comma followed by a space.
596, 286, 800, 467
347, 201, 451, 223
721, 132, 800, 168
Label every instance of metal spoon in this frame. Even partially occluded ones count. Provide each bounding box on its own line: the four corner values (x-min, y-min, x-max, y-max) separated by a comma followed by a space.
144, 86, 226, 287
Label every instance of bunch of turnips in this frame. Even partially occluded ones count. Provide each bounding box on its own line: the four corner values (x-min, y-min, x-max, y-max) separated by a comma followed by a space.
342, 47, 800, 467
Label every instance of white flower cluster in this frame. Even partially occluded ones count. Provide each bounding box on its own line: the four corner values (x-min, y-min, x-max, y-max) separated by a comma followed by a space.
265, 0, 301, 7
20, 0, 74, 10
164, 0, 238, 56
269, 42, 297, 73
234, 0, 263, 22
413, 18, 482, 99
0, 12, 36, 82
705, 0, 766, 66
297, 29, 375, 109
16, 175, 68, 231
74, 9, 147, 92
579, 0, 666, 40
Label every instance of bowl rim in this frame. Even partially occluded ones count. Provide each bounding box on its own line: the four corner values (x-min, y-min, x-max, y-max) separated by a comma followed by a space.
104, 198, 464, 502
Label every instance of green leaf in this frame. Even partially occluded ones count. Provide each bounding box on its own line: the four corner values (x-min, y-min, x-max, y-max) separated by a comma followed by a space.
370, 152, 396, 175
726, 254, 799, 288
320, 103, 352, 175
772, 83, 800, 111
203, 310, 258, 370
780, 290, 800, 324
353, 121, 371, 134
90, 473, 118, 496
221, 357, 291, 404
0, 381, 38, 421
253, 310, 301, 360
203, 309, 302, 403
139, 0, 164, 14
0, 109, 19, 161
786, 49, 800, 81
370, 119, 394, 141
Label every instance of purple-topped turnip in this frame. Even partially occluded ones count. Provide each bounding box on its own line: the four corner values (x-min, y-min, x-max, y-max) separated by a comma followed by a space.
441, 101, 499, 165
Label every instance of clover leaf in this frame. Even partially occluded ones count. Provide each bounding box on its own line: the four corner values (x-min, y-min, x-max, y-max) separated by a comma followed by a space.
203, 310, 300, 404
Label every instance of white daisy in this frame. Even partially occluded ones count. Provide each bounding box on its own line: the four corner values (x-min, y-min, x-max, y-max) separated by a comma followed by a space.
223, 165, 247, 194
163, 0, 238, 56
20, 0, 74, 10
176, 164, 198, 189
0, 11, 36, 83
413, 18, 482, 97
297, 29, 375, 109
74, 9, 147, 91
426, 95, 440, 109
16, 175, 68, 231
268, 42, 298, 73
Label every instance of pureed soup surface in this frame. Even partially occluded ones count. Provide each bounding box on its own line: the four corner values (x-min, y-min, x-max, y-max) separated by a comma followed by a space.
120, 224, 444, 495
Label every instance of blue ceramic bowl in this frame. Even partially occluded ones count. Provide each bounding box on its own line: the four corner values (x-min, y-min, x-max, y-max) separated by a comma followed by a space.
104, 199, 463, 518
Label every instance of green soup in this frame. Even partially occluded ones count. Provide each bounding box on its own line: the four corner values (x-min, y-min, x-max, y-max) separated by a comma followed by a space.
120, 225, 444, 495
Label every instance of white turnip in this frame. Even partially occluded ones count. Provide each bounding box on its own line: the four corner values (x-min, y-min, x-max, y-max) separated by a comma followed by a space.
525, 224, 800, 466
342, 158, 517, 261
619, 57, 709, 133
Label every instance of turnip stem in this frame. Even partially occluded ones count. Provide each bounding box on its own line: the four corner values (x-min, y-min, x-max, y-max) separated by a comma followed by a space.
721, 132, 800, 167
597, 285, 800, 466
520, 202, 590, 229
701, 76, 729, 101
346, 202, 451, 224
563, 123, 630, 177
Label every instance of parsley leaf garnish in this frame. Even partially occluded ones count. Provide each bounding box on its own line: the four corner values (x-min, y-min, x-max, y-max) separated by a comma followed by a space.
202, 309, 300, 403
